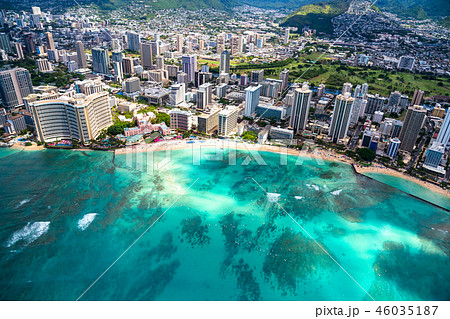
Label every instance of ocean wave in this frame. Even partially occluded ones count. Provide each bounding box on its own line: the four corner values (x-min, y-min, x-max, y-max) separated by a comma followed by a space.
306, 184, 320, 191
6, 222, 50, 247
77, 213, 98, 231
267, 193, 281, 203
16, 198, 31, 208
294, 196, 304, 200
331, 189, 343, 196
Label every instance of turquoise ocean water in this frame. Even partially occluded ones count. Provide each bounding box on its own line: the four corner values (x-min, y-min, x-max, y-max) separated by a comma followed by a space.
364, 172, 450, 210
0, 147, 449, 301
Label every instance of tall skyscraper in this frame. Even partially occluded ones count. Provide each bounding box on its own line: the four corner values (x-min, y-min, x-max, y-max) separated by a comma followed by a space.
317, 84, 325, 98
329, 93, 354, 143
231, 35, 243, 55
216, 34, 225, 55
436, 110, 450, 147
219, 50, 230, 74
0, 68, 33, 110
279, 69, 289, 93
127, 31, 140, 52
75, 41, 87, 68
398, 105, 427, 153
289, 82, 312, 133
244, 85, 261, 117
91, 48, 109, 75
424, 142, 445, 168
181, 55, 197, 83
140, 42, 153, 69
45, 32, 55, 50
24, 34, 35, 53
113, 61, 123, 82
284, 28, 290, 45
177, 34, 184, 53
365, 94, 386, 115
411, 89, 424, 106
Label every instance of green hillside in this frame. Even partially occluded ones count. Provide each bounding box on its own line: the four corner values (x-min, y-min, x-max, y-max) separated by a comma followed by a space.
375, 0, 450, 19
280, 0, 351, 34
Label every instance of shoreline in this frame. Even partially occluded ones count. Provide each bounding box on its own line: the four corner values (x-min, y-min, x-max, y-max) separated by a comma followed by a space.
115, 139, 450, 198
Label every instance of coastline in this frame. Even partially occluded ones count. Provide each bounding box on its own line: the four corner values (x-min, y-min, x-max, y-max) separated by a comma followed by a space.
115, 139, 450, 198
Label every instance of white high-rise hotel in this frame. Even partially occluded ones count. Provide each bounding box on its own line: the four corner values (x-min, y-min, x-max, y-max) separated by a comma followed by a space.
244, 85, 261, 117
289, 82, 312, 133
329, 93, 354, 143
30, 92, 113, 143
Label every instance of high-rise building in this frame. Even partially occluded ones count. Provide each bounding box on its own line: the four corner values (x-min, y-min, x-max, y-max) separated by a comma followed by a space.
166, 65, 179, 78
240, 74, 249, 86
365, 94, 386, 115
218, 106, 239, 136
197, 83, 213, 109
279, 69, 289, 93
111, 51, 123, 63
284, 28, 290, 45
113, 61, 123, 82
216, 83, 227, 98
24, 34, 35, 53
169, 108, 192, 131
127, 31, 140, 52
140, 42, 153, 69
47, 49, 59, 62
0, 68, 33, 110
397, 56, 415, 71
317, 83, 325, 98
424, 142, 445, 168
261, 79, 283, 98
216, 34, 225, 55
398, 105, 427, 153
387, 137, 401, 158
231, 35, 243, 55
436, 110, 450, 147
342, 82, 353, 95
91, 48, 109, 75
13, 42, 24, 59
431, 106, 445, 118
181, 55, 197, 83
177, 72, 188, 87
169, 83, 185, 106
36, 58, 53, 73
156, 56, 164, 70
289, 82, 312, 133
75, 41, 87, 68
244, 85, 261, 117
198, 108, 220, 134
219, 50, 230, 74
372, 111, 384, 124
391, 120, 403, 138
411, 89, 424, 106
111, 39, 121, 51
45, 32, 55, 50
251, 70, 264, 83
198, 39, 205, 51
176, 34, 184, 53
150, 41, 159, 56
30, 92, 112, 143
124, 77, 140, 94
122, 57, 134, 75
0, 33, 11, 54
329, 93, 354, 143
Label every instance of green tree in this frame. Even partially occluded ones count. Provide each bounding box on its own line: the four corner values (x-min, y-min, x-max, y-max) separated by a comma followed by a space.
357, 148, 376, 162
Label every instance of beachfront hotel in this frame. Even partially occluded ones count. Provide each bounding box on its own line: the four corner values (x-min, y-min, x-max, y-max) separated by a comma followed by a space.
30, 92, 113, 143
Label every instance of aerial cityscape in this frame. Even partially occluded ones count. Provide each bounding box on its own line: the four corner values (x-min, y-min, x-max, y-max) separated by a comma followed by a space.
0, 0, 449, 304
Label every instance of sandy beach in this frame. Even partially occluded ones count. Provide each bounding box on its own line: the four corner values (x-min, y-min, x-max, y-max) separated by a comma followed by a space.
115, 139, 450, 199
10, 143, 45, 151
